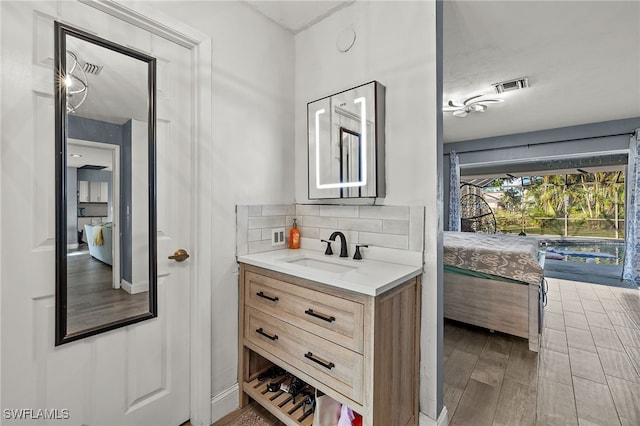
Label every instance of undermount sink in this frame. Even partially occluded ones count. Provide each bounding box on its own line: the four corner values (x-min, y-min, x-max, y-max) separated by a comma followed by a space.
279, 255, 357, 274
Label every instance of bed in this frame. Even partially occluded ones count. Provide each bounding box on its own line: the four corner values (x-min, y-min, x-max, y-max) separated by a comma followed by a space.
443, 231, 545, 352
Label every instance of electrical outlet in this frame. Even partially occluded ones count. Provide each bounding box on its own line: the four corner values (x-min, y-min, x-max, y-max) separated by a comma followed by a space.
272, 227, 285, 247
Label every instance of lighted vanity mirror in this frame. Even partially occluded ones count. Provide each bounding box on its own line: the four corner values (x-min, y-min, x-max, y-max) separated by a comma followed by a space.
308, 81, 386, 199
54, 22, 157, 345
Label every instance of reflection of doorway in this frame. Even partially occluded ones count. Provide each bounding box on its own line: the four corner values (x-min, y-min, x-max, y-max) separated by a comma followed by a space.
68, 139, 120, 289
339, 127, 362, 198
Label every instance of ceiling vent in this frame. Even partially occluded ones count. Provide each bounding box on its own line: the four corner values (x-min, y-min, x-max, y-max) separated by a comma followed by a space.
82, 62, 103, 76
493, 77, 529, 94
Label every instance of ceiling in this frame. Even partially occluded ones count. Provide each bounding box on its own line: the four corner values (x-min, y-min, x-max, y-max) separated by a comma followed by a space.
443, 1, 640, 142
244, 1, 640, 144
66, 33, 148, 125
244, 0, 354, 34
67, 139, 114, 170
67, 1, 640, 148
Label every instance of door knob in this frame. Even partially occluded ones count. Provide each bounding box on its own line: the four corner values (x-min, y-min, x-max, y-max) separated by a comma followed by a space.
168, 249, 190, 262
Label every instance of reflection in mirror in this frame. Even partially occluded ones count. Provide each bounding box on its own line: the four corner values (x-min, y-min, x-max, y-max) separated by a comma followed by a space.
308, 81, 385, 199
339, 127, 362, 198
55, 22, 156, 345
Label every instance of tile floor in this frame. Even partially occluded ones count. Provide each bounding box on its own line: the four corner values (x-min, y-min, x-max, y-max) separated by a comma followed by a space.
444, 277, 640, 426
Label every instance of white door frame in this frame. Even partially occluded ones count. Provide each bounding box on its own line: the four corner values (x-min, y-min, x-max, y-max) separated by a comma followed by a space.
79, 1, 214, 425
68, 138, 121, 289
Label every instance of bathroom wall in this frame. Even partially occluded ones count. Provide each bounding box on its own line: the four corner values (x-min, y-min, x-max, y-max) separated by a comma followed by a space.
294, 1, 440, 421
147, 0, 296, 414
146, 0, 440, 421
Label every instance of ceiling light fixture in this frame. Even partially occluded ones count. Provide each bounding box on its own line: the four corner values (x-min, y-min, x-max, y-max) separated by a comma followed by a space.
443, 95, 504, 118
65, 51, 89, 114
69, 153, 82, 158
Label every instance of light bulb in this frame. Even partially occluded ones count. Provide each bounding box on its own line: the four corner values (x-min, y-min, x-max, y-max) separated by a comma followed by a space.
65, 75, 73, 88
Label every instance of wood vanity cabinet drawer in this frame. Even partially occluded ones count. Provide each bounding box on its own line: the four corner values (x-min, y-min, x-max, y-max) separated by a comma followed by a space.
245, 306, 364, 404
244, 271, 364, 353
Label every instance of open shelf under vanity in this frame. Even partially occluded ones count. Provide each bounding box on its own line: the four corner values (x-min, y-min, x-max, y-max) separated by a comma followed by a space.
243, 365, 315, 426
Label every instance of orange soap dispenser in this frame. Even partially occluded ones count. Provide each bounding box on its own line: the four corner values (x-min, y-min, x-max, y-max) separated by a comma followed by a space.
289, 218, 300, 249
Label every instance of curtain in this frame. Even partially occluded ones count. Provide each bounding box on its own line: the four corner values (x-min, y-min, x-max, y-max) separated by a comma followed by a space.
623, 131, 640, 284
448, 151, 461, 232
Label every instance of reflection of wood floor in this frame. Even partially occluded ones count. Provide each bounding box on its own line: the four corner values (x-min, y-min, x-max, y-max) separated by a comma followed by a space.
66, 247, 149, 335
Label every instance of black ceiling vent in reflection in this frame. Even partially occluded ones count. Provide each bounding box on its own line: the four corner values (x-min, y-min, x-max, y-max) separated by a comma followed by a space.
79, 164, 107, 170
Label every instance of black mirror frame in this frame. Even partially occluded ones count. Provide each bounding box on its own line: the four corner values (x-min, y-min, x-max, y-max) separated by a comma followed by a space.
54, 22, 157, 346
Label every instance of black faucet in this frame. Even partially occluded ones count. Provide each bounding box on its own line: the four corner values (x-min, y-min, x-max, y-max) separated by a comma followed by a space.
329, 231, 348, 257
353, 244, 368, 260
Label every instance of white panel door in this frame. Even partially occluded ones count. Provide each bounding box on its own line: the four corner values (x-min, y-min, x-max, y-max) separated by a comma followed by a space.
1, 2, 192, 425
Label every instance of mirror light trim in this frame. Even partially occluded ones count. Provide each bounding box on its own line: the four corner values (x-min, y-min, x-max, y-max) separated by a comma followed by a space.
315, 97, 367, 189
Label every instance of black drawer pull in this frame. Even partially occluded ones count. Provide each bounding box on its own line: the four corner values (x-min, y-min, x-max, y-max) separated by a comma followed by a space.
256, 291, 279, 302
256, 328, 278, 341
305, 309, 335, 323
304, 352, 335, 370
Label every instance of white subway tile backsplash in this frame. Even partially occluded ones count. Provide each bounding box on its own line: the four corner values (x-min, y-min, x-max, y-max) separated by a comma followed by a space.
248, 240, 279, 254
301, 215, 338, 229
319, 205, 359, 218
296, 204, 320, 217
337, 217, 383, 233
359, 232, 409, 250
248, 216, 286, 229
382, 219, 409, 235
248, 229, 262, 242
261, 229, 274, 241
248, 205, 262, 216
238, 204, 423, 256
236, 205, 249, 256
299, 226, 320, 239
409, 206, 425, 252
318, 228, 359, 244
285, 215, 297, 228
262, 204, 296, 216
359, 205, 410, 220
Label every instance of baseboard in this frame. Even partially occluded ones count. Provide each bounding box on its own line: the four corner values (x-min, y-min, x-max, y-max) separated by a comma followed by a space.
438, 407, 449, 426
210, 383, 239, 424
120, 279, 148, 294
67, 243, 79, 249
419, 407, 448, 426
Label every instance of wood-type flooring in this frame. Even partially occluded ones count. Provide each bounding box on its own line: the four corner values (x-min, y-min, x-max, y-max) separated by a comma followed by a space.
66, 248, 149, 334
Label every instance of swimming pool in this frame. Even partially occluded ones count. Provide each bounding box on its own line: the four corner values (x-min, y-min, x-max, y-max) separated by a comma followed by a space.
543, 240, 625, 265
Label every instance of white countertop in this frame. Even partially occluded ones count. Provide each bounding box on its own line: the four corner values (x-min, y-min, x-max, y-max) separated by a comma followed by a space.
237, 248, 423, 296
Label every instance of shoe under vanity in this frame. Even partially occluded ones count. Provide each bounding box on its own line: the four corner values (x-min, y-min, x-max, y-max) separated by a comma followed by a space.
237, 248, 422, 426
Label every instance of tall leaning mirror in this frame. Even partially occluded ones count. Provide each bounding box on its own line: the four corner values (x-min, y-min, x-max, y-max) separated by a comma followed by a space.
55, 22, 157, 345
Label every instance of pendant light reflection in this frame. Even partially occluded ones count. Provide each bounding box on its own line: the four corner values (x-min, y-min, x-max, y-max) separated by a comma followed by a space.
65, 51, 88, 113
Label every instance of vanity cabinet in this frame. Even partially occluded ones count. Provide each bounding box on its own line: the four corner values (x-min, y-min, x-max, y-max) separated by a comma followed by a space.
238, 263, 420, 426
